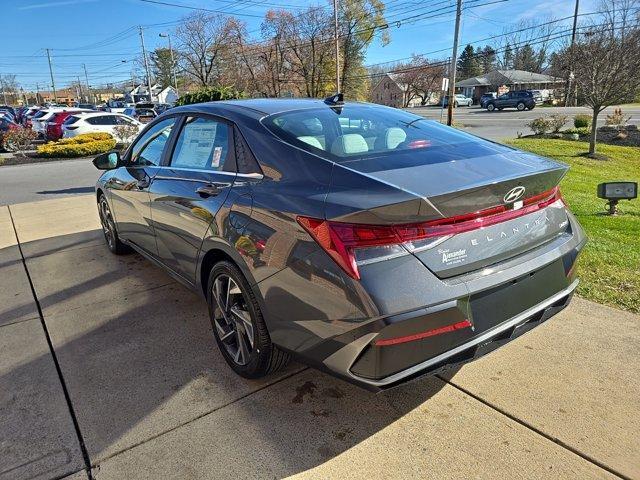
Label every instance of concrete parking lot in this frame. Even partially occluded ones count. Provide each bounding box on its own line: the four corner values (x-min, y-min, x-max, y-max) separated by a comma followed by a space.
1, 195, 639, 480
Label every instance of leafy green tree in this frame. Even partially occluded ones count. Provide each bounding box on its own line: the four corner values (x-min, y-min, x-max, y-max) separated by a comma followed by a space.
339, 0, 389, 100
457, 44, 482, 79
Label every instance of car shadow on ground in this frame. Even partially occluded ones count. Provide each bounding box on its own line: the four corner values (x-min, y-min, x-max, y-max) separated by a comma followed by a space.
36, 186, 95, 195
1, 230, 458, 477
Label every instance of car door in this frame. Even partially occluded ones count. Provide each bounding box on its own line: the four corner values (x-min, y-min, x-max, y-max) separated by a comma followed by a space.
108, 117, 177, 256
148, 114, 238, 282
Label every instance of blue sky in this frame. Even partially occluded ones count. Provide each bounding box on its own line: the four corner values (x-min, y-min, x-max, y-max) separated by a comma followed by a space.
1, 0, 597, 92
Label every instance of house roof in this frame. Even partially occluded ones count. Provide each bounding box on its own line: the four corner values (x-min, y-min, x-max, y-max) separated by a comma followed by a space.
372, 73, 408, 92
455, 69, 562, 87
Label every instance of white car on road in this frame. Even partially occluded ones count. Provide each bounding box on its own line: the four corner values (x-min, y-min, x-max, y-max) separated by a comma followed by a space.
62, 112, 144, 139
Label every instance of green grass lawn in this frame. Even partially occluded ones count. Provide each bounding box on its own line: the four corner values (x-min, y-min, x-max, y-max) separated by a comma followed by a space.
506, 139, 640, 313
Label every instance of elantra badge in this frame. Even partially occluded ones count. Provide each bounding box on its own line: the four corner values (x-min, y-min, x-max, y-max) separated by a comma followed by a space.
504, 186, 526, 203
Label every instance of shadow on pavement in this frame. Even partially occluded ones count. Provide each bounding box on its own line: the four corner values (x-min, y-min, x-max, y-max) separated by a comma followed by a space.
1, 230, 456, 477
36, 187, 95, 195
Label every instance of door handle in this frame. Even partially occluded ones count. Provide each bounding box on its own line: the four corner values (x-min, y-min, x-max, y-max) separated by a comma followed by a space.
136, 178, 150, 189
196, 185, 221, 198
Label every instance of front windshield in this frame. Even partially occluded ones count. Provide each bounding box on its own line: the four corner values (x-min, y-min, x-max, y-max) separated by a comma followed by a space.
262, 104, 479, 161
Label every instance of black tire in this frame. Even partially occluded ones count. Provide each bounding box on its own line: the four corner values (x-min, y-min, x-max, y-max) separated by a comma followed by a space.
207, 260, 289, 378
98, 194, 130, 255
516, 102, 526, 111
486, 103, 495, 111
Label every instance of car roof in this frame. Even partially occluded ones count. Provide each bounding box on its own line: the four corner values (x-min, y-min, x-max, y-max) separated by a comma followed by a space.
75, 111, 122, 118
168, 98, 382, 121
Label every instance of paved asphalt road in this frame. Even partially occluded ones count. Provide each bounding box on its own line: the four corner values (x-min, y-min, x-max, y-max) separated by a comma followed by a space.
1, 105, 638, 206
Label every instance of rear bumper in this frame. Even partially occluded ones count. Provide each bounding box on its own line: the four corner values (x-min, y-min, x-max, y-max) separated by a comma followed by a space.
333, 279, 577, 390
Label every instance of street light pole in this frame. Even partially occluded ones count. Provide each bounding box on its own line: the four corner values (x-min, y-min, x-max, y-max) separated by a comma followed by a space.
446, 0, 463, 126
160, 33, 178, 96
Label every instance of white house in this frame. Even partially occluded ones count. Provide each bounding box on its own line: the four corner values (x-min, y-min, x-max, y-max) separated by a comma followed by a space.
157, 86, 179, 105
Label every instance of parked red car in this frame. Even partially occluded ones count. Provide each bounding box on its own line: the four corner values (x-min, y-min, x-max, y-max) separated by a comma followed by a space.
46, 111, 87, 140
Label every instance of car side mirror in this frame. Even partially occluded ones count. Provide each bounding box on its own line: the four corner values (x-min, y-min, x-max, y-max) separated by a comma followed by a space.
93, 151, 120, 170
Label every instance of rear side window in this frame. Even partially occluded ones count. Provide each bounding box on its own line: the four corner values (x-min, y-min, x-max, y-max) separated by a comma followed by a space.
170, 117, 230, 171
262, 105, 477, 161
64, 115, 81, 125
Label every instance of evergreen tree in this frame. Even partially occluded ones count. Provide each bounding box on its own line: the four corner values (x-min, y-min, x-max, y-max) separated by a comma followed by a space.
457, 44, 482, 79
513, 44, 538, 72
502, 43, 513, 69
479, 45, 496, 73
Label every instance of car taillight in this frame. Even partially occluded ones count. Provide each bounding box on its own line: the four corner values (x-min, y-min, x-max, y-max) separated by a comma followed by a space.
297, 187, 563, 280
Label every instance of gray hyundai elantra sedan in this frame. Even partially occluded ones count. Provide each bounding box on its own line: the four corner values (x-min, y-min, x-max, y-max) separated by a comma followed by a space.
93, 97, 586, 390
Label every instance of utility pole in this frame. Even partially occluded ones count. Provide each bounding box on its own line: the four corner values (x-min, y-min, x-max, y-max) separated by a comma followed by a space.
564, 0, 580, 107
139, 26, 154, 102
333, 0, 340, 93
36, 83, 41, 104
447, 0, 462, 126
77, 75, 84, 103
159, 33, 178, 96
83, 64, 92, 104
46, 48, 58, 103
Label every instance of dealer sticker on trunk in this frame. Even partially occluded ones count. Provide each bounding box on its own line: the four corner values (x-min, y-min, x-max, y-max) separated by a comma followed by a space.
438, 248, 468, 265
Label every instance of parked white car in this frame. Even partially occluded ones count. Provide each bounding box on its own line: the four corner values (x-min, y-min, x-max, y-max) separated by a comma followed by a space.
61, 112, 143, 139
31, 108, 84, 136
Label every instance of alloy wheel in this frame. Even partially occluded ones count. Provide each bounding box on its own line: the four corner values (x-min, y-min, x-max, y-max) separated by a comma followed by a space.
212, 274, 255, 366
99, 198, 116, 250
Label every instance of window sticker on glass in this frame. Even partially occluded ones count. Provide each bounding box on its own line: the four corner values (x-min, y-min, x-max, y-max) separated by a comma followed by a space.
175, 121, 218, 168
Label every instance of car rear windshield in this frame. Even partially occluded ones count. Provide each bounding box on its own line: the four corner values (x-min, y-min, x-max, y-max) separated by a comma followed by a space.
262, 105, 478, 161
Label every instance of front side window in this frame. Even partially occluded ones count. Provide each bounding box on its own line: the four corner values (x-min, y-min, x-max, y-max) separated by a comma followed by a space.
130, 117, 175, 166
170, 116, 230, 171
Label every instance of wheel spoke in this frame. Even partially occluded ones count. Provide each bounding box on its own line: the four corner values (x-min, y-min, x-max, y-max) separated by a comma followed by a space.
213, 277, 229, 322
214, 318, 235, 342
231, 307, 254, 348
236, 327, 250, 364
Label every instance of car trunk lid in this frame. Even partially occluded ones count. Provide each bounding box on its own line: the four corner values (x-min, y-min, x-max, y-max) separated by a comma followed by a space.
325, 142, 569, 278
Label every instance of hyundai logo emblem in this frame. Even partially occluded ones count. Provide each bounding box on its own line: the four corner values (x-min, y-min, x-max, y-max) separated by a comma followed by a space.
504, 186, 526, 203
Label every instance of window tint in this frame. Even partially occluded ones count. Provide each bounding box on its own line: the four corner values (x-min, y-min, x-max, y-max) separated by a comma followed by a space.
86, 116, 101, 125
130, 118, 175, 166
170, 117, 229, 171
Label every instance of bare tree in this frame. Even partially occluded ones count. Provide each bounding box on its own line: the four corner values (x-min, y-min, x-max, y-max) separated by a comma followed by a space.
566, 0, 640, 156
280, 6, 334, 98
396, 56, 446, 106
175, 12, 236, 87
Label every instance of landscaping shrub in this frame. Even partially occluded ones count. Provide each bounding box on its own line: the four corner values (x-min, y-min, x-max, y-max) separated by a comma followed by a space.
574, 114, 592, 129
526, 117, 552, 135
37, 133, 116, 158
2, 127, 38, 156
175, 86, 244, 106
548, 114, 568, 132
563, 127, 591, 136
605, 108, 631, 126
